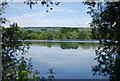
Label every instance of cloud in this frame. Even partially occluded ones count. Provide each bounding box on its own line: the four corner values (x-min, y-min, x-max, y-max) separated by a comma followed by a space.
8, 12, 46, 20
3, 2, 92, 27
5, 12, 47, 26
5, 15, 91, 27
82, 22, 91, 27
20, 46, 95, 66
4, 13, 92, 27
51, 8, 80, 14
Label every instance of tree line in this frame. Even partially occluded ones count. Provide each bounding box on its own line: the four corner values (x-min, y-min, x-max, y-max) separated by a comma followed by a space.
3, 23, 92, 40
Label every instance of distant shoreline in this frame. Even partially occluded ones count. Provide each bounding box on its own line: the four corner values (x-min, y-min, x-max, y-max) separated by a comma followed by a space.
19, 40, 100, 43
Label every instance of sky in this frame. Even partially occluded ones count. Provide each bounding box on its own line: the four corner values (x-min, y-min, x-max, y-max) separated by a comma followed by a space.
3, 2, 92, 27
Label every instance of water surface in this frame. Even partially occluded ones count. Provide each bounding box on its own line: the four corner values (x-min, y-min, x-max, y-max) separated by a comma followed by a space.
19, 42, 108, 79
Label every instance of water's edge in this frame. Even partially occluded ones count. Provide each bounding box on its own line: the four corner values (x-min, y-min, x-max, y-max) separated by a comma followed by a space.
19, 40, 100, 43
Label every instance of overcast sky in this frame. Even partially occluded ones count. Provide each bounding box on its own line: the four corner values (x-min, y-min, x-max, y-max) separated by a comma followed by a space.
3, 2, 92, 27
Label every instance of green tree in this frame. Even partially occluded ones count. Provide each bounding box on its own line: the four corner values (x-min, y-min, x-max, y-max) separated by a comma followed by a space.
78, 28, 92, 39
67, 31, 79, 39
85, 2, 120, 81
45, 29, 54, 40
1, 0, 59, 80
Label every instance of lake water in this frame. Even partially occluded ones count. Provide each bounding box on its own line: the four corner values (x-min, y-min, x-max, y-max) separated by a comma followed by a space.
19, 41, 108, 79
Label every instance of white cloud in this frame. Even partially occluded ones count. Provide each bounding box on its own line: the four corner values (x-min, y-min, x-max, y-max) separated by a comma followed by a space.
4, 14, 92, 27
82, 22, 91, 27
51, 8, 80, 14
4, 15, 91, 27
2, 2, 92, 27
8, 12, 46, 20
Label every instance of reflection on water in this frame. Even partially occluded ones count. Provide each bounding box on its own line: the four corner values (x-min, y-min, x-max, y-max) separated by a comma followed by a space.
4, 40, 120, 80
60, 42, 79, 49
21, 42, 108, 79
28, 42, 99, 50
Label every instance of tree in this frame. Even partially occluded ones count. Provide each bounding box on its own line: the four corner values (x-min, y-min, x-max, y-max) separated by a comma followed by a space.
1, 0, 59, 80
67, 31, 79, 39
85, 2, 120, 81
45, 29, 54, 40
78, 28, 92, 39
85, 2, 120, 44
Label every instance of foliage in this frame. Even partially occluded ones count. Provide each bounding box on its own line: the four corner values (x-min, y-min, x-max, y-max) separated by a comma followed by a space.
2, 23, 55, 81
3, 56, 55, 81
78, 28, 92, 39
0, 1, 8, 24
60, 27, 79, 34
84, 2, 120, 81
3, 57, 40, 80
0, 0, 59, 80
2, 23, 29, 71
3, 26, 92, 40
84, 2, 120, 44
24, 0, 60, 12
0, 0, 60, 25
47, 69, 55, 80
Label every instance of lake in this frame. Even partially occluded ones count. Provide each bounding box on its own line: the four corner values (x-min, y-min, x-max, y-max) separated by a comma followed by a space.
18, 41, 108, 79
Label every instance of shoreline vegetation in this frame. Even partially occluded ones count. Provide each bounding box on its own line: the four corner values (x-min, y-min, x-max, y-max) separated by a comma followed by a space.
3, 23, 93, 41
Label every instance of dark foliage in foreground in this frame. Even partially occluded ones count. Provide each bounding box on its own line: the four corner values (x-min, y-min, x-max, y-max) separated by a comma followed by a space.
85, 2, 120, 81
